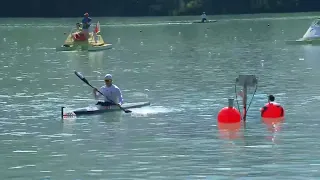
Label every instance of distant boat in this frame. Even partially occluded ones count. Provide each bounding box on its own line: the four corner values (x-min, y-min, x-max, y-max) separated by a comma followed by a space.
192, 20, 217, 24
286, 19, 320, 45
56, 21, 112, 52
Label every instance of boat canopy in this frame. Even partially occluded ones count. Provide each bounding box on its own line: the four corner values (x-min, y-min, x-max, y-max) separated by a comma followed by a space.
302, 19, 320, 39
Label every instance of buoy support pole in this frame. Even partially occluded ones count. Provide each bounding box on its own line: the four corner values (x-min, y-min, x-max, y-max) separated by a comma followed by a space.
243, 82, 247, 121
61, 107, 65, 119
228, 98, 234, 108
236, 75, 258, 121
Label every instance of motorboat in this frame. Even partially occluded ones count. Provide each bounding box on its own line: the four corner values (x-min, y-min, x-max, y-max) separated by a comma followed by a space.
286, 18, 320, 45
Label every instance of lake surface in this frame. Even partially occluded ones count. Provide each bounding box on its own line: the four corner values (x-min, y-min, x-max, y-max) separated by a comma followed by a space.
1, 12, 320, 179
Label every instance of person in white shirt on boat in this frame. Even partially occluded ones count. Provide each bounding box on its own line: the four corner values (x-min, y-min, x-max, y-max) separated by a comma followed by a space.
93, 74, 124, 106
76, 22, 82, 31
201, 12, 207, 23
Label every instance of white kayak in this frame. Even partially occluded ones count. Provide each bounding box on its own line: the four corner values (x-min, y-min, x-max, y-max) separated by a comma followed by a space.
62, 101, 150, 116
192, 20, 217, 24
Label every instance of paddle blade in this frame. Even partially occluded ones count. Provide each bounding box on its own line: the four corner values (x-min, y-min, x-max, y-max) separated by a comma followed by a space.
74, 71, 89, 85
74, 71, 84, 79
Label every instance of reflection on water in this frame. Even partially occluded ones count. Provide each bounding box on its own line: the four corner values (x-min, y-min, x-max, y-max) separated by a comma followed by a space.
262, 117, 285, 144
62, 110, 123, 124
88, 51, 105, 66
302, 45, 320, 71
217, 122, 244, 140
62, 50, 110, 75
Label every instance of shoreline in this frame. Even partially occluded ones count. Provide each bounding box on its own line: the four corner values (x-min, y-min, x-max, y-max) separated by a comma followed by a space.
0, 11, 319, 19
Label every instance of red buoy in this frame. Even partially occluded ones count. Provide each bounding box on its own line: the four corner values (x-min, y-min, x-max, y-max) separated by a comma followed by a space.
217, 99, 241, 123
261, 102, 284, 118
260, 95, 284, 119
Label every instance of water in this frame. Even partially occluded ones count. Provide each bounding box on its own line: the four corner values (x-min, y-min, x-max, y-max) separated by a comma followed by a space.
1, 12, 320, 179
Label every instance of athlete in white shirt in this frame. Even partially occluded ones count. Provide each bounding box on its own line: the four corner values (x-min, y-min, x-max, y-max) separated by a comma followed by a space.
93, 74, 124, 106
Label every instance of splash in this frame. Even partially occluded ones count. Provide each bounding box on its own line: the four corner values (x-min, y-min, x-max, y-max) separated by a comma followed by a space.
36, 47, 56, 50
130, 106, 178, 117
62, 112, 77, 120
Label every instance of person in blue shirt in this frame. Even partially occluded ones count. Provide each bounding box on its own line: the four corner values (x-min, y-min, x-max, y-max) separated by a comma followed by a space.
81, 13, 92, 39
82, 13, 92, 29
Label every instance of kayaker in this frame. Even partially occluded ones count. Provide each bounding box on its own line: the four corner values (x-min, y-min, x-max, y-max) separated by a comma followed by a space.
201, 12, 207, 23
81, 12, 92, 39
93, 74, 124, 106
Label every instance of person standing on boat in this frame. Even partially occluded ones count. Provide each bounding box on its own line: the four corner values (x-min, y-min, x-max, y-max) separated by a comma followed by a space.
93, 74, 124, 106
81, 12, 92, 39
201, 12, 207, 23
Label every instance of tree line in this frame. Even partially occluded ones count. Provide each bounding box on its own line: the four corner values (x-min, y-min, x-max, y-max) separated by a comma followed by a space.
1, 0, 319, 17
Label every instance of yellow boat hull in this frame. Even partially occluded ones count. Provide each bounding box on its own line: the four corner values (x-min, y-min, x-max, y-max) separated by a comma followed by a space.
56, 29, 112, 52
56, 43, 112, 52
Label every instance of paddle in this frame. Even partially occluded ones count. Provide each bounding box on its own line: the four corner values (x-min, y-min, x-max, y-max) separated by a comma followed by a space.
74, 71, 132, 113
